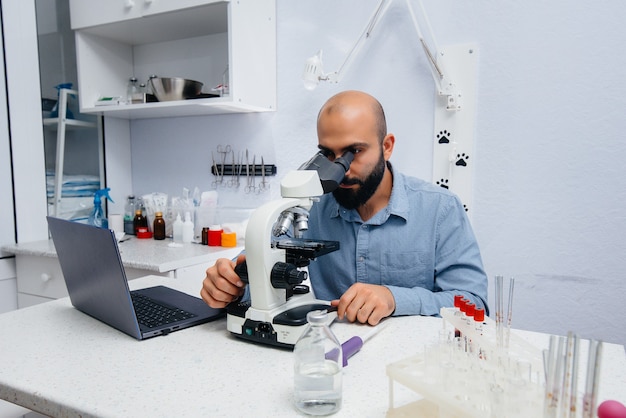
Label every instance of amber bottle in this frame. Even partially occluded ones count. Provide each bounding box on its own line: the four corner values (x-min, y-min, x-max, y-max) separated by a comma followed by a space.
133, 209, 148, 235
153, 212, 166, 240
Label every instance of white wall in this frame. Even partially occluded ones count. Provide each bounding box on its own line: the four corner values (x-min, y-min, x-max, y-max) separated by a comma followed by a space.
131, 0, 626, 346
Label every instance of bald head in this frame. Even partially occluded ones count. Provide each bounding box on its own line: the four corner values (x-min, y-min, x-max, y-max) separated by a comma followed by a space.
318, 91, 387, 143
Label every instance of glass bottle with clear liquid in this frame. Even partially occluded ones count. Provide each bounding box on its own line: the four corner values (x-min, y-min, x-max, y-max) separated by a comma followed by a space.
293, 310, 342, 415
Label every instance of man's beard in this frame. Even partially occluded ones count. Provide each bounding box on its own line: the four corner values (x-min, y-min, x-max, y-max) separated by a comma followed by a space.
332, 152, 386, 210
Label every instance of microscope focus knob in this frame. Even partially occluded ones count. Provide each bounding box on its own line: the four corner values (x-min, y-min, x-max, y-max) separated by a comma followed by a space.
234, 262, 249, 284
271, 262, 307, 289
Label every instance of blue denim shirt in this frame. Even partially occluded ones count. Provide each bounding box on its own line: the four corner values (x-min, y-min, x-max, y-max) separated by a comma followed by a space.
303, 168, 488, 316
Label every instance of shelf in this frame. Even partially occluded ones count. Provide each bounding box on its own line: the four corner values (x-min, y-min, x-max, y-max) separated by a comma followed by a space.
81, 96, 273, 120
43, 118, 97, 129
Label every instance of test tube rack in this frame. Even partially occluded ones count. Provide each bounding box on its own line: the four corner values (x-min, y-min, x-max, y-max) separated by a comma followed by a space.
386, 308, 602, 418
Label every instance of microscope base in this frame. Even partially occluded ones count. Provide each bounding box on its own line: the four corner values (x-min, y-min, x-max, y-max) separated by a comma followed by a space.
227, 301, 336, 349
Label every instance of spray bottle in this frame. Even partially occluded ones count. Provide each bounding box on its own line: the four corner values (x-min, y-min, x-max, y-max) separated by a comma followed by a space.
88, 188, 114, 228
50, 83, 74, 119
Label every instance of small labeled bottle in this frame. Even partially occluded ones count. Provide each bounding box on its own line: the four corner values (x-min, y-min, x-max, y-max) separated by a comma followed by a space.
133, 209, 148, 235
182, 212, 194, 243
294, 310, 342, 415
153, 212, 166, 240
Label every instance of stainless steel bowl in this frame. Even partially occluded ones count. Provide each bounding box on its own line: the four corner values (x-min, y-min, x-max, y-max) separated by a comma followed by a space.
149, 77, 203, 102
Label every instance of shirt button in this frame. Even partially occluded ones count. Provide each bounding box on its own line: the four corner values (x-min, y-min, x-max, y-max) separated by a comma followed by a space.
358, 256, 365, 262
362, 225, 368, 229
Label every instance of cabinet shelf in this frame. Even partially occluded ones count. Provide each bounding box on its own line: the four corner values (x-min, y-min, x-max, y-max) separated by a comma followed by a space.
80, 96, 272, 120
43, 118, 97, 129
70, 0, 276, 120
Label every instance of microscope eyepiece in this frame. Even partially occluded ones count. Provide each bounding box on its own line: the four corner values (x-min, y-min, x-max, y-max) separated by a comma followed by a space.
299, 150, 354, 194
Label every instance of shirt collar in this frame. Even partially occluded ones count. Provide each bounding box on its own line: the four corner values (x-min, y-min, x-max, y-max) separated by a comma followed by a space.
329, 163, 410, 224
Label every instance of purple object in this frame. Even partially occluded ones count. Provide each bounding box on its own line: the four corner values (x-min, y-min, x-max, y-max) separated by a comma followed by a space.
341, 336, 364, 367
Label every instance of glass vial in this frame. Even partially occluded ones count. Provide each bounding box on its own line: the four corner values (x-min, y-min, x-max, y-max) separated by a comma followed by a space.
127, 77, 138, 104
293, 310, 342, 416
153, 212, 166, 240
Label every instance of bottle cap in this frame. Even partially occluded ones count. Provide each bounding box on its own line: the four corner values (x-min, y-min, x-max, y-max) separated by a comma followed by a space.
208, 229, 222, 246
135, 209, 142, 215
474, 308, 485, 322
466, 303, 475, 317
155, 211, 163, 217
136, 227, 152, 239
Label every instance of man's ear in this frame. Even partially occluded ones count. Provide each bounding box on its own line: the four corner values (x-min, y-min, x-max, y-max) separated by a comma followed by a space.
383, 133, 395, 160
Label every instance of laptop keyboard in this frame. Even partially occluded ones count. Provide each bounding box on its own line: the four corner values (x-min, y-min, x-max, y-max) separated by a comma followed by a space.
131, 293, 196, 329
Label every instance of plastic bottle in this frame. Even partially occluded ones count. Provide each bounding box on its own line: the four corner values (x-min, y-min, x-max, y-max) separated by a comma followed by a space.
87, 188, 114, 229
137, 83, 147, 103
50, 82, 74, 119
293, 310, 343, 415
124, 195, 136, 235
127, 77, 138, 104
153, 212, 166, 240
173, 213, 184, 243
133, 209, 148, 235
182, 212, 194, 243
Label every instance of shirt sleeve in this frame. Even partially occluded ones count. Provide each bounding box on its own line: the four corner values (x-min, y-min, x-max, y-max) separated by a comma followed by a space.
387, 195, 489, 317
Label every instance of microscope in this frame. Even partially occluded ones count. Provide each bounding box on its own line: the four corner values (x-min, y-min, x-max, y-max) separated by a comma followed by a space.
226, 151, 354, 348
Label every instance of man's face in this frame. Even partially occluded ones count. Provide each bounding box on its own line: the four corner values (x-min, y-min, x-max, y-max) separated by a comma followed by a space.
332, 147, 385, 209
317, 101, 389, 210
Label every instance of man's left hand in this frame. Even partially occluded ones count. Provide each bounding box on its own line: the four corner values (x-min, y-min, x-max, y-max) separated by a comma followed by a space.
331, 283, 395, 326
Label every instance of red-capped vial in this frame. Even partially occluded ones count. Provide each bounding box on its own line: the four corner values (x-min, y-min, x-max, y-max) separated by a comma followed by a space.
459, 298, 470, 315
453, 295, 464, 317
474, 307, 485, 322
465, 303, 476, 325
474, 307, 485, 335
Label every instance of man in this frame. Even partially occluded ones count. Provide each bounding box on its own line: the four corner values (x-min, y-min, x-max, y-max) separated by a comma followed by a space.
201, 90, 488, 325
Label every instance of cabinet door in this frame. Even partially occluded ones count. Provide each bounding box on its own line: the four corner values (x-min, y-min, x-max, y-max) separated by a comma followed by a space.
69, 0, 143, 29
70, 0, 220, 30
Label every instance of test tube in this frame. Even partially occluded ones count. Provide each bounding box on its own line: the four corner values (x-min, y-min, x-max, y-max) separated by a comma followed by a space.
568, 334, 580, 418
560, 332, 576, 417
544, 335, 559, 418
495, 276, 504, 347
505, 277, 515, 349
583, 339, 602, 418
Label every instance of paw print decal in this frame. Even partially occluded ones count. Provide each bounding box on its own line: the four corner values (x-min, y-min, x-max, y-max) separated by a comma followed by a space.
437, 130, 450, 144
436, 178, 449, 189
455, 153, 469, 166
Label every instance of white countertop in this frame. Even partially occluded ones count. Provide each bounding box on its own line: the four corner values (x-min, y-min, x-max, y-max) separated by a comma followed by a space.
0, 275, 625, 417
1, 238, 242, 273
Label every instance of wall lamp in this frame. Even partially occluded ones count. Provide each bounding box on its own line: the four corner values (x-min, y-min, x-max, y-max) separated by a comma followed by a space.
301, 0, 461, 112
301, 0, 479, 215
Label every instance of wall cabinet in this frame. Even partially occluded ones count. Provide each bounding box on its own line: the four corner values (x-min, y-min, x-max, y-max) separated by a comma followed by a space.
69, 0, 276, 120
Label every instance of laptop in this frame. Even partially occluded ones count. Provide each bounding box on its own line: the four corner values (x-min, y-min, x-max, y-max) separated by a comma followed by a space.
46, 216, 225, 340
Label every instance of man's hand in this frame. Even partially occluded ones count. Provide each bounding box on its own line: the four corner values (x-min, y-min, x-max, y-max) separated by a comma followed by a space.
200, 254, 246, 308
331, 283, 395, 325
